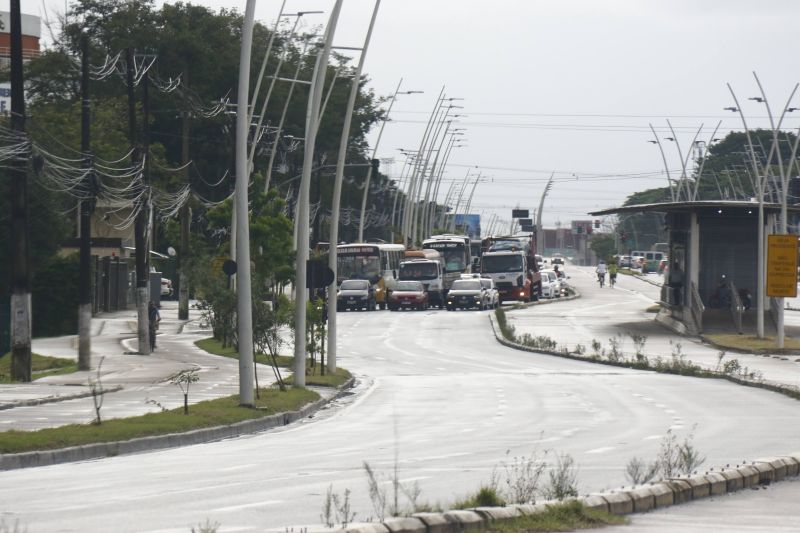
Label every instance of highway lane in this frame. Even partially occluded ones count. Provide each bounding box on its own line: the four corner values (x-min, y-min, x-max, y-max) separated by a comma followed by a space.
2, 276, 799, 532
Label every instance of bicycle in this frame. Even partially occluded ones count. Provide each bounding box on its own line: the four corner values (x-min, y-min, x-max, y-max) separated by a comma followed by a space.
597, 272, 605, 288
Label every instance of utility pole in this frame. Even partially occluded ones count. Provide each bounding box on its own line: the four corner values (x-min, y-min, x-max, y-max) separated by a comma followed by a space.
127, 48, 149, 355
235, 0, 258, 406
328, 0, 381, 375
78, 31, 93, 370
294, 1, 343, 388
178, 109, 191, 320
9, 0, 31, 381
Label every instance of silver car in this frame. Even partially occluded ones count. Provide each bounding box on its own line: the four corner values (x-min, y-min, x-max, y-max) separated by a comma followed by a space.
479, 277, 499, 309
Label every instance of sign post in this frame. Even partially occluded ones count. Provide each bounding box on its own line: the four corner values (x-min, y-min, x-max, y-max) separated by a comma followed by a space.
766, 234, 797, 298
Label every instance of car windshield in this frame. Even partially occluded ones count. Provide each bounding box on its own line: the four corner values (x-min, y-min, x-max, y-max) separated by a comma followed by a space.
396, 281, 424, 291
399, 262, 438, 280
481, 254, 523, 273
452, 280, 481, 291
340, 280, 369, 290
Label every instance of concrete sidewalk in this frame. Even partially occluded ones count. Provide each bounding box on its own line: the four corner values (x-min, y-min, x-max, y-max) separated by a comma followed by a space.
0, 301, 247, 431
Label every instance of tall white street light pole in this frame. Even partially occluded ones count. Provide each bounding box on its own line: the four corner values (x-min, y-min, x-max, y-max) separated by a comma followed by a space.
234, 0, 257, 406
390, 151, 416, 241
402, 88, 445, 244
426, 134, 464, 237
327, 0, 381, 375
357, 80, 422, 242
293, 0, 342, 388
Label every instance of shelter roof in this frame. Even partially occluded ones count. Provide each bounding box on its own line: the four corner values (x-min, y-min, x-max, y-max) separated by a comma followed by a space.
589, 200, 800, 217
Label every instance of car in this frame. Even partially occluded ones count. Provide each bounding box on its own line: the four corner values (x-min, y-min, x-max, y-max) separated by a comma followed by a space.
479, 277, 500, 309
160, 278, 174, 299
550, 256, 564, 265
337, 279, 376, 311
446, 279, 489, 310
388, 280, 429, 311
540, 270, 562, 298
617, 255, 633, 268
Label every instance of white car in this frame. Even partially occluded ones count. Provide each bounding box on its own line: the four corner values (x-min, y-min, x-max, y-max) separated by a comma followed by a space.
479, 277, 500, 309
540, 270, 562, 298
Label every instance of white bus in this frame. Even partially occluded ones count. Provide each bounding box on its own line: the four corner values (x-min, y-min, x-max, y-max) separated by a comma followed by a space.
337, 243, 405, 309
422, 234, 472, 294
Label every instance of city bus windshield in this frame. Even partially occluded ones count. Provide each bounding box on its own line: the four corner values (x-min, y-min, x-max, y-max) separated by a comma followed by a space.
399, 262, 438, 280
424, 242, 466, 272
338, 251, 380, 282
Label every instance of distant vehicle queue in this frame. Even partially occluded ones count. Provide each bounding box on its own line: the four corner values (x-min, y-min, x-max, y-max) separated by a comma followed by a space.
335, 232, 554, 312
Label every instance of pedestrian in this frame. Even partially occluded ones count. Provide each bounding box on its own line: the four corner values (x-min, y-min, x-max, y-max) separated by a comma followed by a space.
148, 301, 161, 350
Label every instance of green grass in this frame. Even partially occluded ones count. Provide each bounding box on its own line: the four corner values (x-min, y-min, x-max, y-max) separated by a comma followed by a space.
705, 333, 800, 352
0, 352, 78, 383
487, 500, 627, 532
0, 387, 319, 454
195, 337, 294, 367
196, 337, 352, 387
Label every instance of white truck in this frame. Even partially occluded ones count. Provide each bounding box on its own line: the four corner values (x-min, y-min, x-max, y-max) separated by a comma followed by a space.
398, 249, 446, 309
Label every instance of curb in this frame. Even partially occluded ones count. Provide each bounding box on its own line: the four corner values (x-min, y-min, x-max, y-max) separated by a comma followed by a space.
0, 385, 125, 411
0, 378, 355, 471
488, 312, 800, 402
314, 454, 800, 533
700, 334, 800, 356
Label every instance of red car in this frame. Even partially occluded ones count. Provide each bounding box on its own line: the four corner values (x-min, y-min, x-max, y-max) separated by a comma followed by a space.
388, 281, 429, 311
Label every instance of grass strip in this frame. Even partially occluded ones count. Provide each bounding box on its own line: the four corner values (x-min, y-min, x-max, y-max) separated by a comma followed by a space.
195, 337, 352, 388
487, 501, 627, 532
0, 353, 78, 383
705, 333, 800, 352
0, 387, 319, 454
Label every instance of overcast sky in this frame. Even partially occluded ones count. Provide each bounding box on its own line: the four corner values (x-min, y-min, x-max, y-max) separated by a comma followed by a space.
21, 0, 800, 229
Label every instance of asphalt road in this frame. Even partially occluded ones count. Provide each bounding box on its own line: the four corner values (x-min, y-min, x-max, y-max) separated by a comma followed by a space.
2, 274, 799, 532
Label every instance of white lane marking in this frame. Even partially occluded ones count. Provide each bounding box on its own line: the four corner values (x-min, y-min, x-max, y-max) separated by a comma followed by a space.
670, 424, 685, 430
216, 464, 259, 472
212, 500, 283, 513
585, 446, 615, 454
436, 367, 447, 371
643, 435, 662, 441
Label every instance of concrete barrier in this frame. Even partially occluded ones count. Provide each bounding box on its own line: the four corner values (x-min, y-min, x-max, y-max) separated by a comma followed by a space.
781, 455, 800, 477
442, 510, 485, 531
736, 465, 759, 488
664, 479, 692, 504
412, 512, 452, 533
581, 495, 610, 512
683, 475, 711, 499
601, 492, 634, 515
751, 461, 776, 484
472, 506, 520, 521
382, 517, 426, 533
648, 482, 674, 508
755, 457, 788, 480
719, 469, 744, 492
343, 525, 390, 533
704, 472, 727, 496
626, 487, 655, 512
510, 503, 549, 516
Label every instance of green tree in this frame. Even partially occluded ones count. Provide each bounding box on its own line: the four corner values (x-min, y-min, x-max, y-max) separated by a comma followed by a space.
589, 234, 616, 263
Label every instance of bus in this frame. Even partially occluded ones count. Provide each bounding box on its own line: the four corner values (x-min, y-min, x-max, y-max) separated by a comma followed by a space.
422, 234, 472, 294
337, 243, 405, 309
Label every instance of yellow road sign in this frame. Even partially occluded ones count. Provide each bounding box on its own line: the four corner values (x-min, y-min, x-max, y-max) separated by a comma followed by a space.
767, 234, 798, 298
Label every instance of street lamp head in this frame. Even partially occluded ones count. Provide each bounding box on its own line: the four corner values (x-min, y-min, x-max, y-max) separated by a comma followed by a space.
665, 137, 675, 141
647, 140, 657, 144
788, 107, 799, 112
724, 106, 738, 112
748, 97, 765, 103
401, 90, 424, 94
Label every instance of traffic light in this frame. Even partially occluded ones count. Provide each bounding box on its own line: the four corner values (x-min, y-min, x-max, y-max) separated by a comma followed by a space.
371, 159, 380, 172
576, 226, 583, 234
594, 219, 600, 228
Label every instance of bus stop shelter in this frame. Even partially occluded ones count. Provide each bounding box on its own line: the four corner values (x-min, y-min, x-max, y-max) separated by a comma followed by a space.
591, 200, 800, 335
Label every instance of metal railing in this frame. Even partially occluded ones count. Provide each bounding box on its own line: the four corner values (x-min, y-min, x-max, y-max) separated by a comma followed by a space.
689, 281, 704, 333
729, 281, 743, 334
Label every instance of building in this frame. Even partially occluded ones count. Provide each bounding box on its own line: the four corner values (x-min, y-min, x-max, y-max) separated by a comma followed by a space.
0, 11, 41, 114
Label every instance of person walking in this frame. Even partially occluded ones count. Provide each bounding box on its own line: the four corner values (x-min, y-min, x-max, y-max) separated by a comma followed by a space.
148, 301, 161, 351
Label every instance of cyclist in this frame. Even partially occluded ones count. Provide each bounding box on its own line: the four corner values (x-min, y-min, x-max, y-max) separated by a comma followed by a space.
608, 262, 618, 287
596, 260, 608, 287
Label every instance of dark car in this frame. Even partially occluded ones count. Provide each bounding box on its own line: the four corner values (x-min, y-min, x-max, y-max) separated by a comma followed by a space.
337, 279, 376, 311
446, 279, 486, 310
388, 280, 429, 311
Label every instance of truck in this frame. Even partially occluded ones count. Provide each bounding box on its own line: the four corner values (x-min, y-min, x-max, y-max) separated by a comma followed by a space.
398, 249, 446, 308
479, 234, 542, 302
